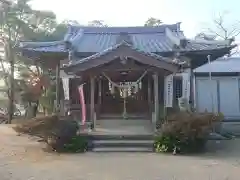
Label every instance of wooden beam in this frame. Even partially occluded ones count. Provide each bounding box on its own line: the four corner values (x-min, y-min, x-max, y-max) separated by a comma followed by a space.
189, 61, 194, 111
98, 79, 102, 105
153, 72, 159, 130
101, 67, 146, 72
55, 61, 60, 115
148, 75, 152, 112
90, 75, 95, 129
96, 78, 102, 120
65, 45, 179, 73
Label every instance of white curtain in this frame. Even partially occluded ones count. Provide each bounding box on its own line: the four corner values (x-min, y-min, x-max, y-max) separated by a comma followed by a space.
181, 70, 190, 101
62, 78, 70, 100
164, 74, 173, 107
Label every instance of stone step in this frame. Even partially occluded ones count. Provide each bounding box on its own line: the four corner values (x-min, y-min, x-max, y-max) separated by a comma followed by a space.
92, 140, 154, 148
99, 117, 149, 120
94, 140, 154, 144
96, 121, 152, 128
87, 135, 155, 152
99, 114, 149, 120
92, 147, 154, 152
88, 134, 154, 141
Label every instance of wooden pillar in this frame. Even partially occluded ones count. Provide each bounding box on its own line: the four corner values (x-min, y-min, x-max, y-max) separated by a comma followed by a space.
153, 72, 159, 129
55, 61, 60, 115
189, 64, 195, 111
90, 76, 95, 129
96, 78, 102, 119
98, 79, 102, 105
148, 75, 152, 116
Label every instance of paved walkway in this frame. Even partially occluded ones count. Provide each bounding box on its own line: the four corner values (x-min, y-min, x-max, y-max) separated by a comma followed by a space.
0, 151, 240, 180
80, 119, 154, 135
0, 125, 240, 180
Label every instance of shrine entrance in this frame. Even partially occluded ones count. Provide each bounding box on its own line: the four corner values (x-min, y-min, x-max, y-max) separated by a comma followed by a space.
63, 43, 180, 130
99, 70, 150, 119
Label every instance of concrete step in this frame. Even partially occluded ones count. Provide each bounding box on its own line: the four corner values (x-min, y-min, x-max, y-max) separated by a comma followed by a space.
92, 140, 154, 148
96, 120, 152, 127
99, 114, 149, 120
91, 137, 155, 152
92, 147, 154, 152
89, 134, 154, 141
94, 140, 154, 144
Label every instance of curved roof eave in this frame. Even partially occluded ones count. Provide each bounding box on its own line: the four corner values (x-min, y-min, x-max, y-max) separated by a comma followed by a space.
62, 42, 180, 74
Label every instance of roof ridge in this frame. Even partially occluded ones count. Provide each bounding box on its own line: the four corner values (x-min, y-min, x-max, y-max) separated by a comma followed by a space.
66, 23, 181, 35
70, 23, 180, 28
69, 41, 129, 65
66, 41, 173, 68
190, 39, 233, 46
19, 40, 64, 48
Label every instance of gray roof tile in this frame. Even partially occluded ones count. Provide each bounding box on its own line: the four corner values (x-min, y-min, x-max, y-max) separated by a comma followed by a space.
65, 41, 178, 68
68, 24, 180, 34
194, 57, 240, 73
19, 41, 67, 52
19, 23, 234, 54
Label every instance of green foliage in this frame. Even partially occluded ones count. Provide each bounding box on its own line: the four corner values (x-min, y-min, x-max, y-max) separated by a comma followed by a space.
0, 0, 67, 86
154, 112, 223, 154
0, 0, 69, 120
88, 20, 107, 27
0, 0, 62, 112
39, 86, 55, 114
154, 135, 176, 152
63, 136, 88, 153
13, 115, 59, 136
13, 115, 88, 153
154, 135, 206, 153
144, 17, 162, 26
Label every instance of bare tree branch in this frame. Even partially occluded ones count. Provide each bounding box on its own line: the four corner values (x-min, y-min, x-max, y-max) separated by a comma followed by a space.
207, 28, 225, 39
196, 12, 240, 56
212, 13, 240, 40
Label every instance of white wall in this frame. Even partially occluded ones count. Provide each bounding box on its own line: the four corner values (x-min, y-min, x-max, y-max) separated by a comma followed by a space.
195, 76, 240, 120
195, 78, 218, 113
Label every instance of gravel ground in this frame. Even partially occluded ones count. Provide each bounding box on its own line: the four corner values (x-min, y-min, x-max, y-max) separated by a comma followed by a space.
0, 125, 240, 180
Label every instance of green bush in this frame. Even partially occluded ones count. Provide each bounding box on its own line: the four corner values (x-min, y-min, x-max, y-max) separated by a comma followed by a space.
13, 115, 88, 153
154, 112, 223, 154
63, 136, 88, 153
154, 135, 206, 153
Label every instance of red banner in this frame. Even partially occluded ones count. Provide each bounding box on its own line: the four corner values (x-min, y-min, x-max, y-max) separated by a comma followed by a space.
78, 85, 86, 125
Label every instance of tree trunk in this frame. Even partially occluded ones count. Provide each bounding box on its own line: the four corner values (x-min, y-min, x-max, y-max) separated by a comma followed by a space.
7, 44, 14, 124
33, 101, 39, 117
25, 101, 38, 119
25, 103, 34, 119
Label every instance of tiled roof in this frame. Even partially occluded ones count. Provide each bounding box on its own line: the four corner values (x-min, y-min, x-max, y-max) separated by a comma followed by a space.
194, 57, 240, 73
183, 40, 233, 51
19, 23, 234, 54
19, 41, 67, 52
72, 32, 182, 52
65, 41, 175, 68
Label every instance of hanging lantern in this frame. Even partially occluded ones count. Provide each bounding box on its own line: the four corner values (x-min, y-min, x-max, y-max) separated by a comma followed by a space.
139, 82, 142, 89
134, 83, 138, 93
123, 88, 128, 98
119, 88, 123, 97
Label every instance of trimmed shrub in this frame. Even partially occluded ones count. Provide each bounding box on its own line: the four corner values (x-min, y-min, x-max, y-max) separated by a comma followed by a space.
13, 115, 59, 138
45, 135, 88, 153
62, 136, 88, 153
154, 112, 223, 154
13, 115, 88, 153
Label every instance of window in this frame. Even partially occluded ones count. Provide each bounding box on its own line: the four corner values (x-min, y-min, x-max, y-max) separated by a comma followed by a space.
174, 77, 182, 104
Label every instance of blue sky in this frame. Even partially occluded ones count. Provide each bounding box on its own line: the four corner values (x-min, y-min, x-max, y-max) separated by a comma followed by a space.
31, 0, 240, 38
